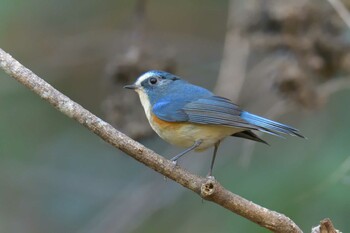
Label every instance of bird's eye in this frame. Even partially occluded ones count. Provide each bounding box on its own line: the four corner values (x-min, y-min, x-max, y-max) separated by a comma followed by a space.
149, 77, 158, 85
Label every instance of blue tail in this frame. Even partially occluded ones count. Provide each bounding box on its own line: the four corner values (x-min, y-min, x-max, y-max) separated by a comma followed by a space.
241, 111, 304, 138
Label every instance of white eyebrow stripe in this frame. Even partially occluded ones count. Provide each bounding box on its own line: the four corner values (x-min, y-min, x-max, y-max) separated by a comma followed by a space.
135, 71, 157, 86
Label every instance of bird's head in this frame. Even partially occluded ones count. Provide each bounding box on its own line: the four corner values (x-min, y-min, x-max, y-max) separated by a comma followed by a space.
124, 70, 181, 103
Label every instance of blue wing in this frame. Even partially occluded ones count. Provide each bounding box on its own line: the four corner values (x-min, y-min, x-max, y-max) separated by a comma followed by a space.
153, 95, 258, 130
182, 96, 258, 130
152, 100, 189, 122
153, 95, 303, 138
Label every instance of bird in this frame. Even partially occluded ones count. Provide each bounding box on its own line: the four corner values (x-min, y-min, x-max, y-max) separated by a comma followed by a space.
124, 70, 304, 176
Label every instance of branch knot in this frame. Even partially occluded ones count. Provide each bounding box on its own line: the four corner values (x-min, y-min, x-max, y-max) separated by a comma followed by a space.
201, 177, 216, 197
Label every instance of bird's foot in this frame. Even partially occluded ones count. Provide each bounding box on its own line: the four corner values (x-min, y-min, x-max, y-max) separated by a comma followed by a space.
206, 174, 215, 180
170, 158, 178, 166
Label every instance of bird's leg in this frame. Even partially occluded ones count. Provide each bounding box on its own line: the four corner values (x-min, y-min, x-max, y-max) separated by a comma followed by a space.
170, 140, 203, 164
208, 141, 221, 177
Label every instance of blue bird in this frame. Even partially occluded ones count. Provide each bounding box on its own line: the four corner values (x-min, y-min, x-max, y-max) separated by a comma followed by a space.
124, 70, 304, 176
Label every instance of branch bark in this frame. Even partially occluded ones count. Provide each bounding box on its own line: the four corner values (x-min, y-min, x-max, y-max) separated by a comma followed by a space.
0, 48, 302, 233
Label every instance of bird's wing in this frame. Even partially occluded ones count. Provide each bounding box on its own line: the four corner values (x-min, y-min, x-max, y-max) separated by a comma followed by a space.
182, 96, 259, 130
152, 95, 305, 138
152, 95, 258, 130
152, 98, 189, 122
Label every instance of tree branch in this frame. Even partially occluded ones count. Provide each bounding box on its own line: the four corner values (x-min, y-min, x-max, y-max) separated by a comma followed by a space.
0, 48, 302, 233
311, 218, 341, 233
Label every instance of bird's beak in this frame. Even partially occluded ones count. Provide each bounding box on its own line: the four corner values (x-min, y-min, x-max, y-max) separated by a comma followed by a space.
123, 84, 138, 90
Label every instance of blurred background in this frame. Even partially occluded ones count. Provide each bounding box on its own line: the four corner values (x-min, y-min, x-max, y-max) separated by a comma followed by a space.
1, 0, 350, 232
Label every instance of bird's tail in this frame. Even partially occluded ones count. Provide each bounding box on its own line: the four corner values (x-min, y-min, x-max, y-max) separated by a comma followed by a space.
241, 111, 305, 138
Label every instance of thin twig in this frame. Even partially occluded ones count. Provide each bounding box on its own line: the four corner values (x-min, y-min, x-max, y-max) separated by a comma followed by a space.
327, 0, 350, 29
317, 78, 350, 97
0, 48, 302, 233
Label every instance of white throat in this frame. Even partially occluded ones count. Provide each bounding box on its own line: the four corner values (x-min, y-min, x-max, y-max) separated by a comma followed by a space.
136, 89, 152, 121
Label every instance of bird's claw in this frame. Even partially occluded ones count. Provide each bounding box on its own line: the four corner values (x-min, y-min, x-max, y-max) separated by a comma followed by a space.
170, 159, 178, 166
206, 175, 215, 180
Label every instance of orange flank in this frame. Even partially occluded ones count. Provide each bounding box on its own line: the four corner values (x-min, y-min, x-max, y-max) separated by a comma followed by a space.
149, 113, 241, 150
151, 113, 184, 130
